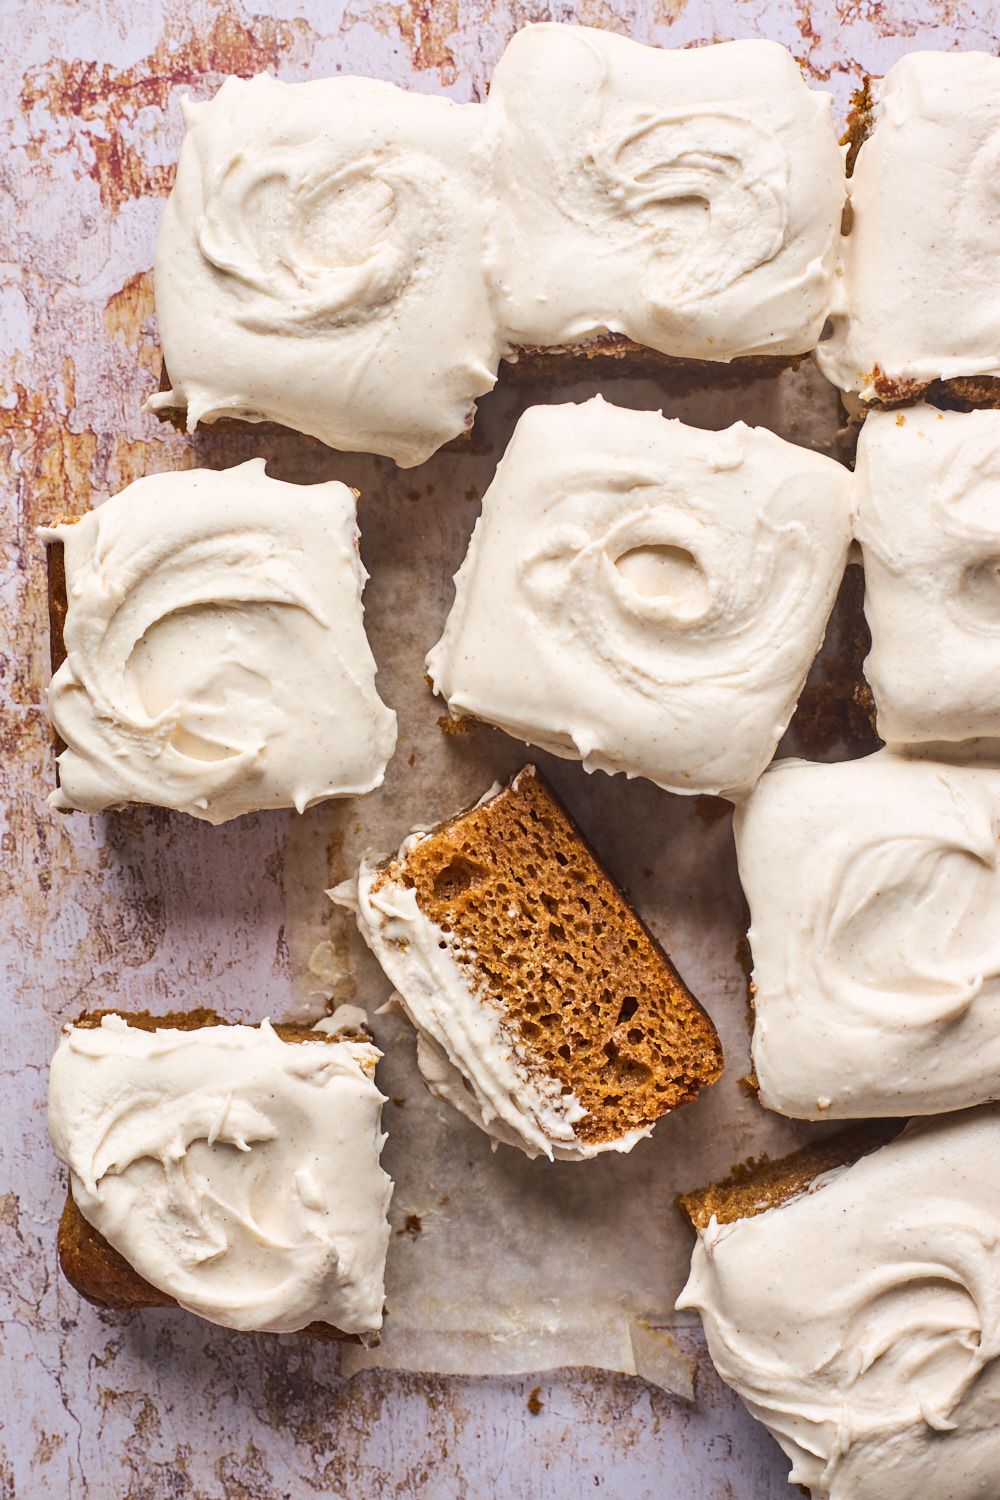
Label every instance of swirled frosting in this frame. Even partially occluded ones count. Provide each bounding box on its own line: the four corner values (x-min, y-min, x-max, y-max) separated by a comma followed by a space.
735, 750, 1000, 1119
48, 1014, 392, 1334
484, 26, 843, 360
677, 1106, 1000, 1500
332, 843, 649, 1161
857, 406, 1000, 746
427, 397, 853, 797
816, 52, 1000, 399
147, 72, 499, 467
41, 459, 396, 824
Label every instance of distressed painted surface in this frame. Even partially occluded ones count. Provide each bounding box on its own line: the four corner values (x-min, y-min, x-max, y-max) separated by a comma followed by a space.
3, 1, 999, 1496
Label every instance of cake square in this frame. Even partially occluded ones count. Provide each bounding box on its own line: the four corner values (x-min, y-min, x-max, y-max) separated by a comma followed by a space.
41, 459, 396, 823
483, 25, 844, 362
146, 72, 499, 467
677, 1107, 1000, 1500
48, 1010, 391, 1337
427, 397, 854, 797
735, 750, 1000, 1119
856, 405, 1000, 745
817, 52, 1000, 404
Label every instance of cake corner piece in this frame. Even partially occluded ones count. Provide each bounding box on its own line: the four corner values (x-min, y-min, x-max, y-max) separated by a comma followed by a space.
676, 1119, 905, 1236
49, 1010, 390, 1342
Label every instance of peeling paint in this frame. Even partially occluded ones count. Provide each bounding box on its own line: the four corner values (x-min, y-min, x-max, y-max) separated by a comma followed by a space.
346, 0, 463, 85
4, 1, 1000, 1496
102, 271, 155, 341
19, 9, 318, 210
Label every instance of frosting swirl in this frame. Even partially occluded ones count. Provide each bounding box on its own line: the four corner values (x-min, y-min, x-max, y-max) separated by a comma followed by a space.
484, 26, 842, 359
427, 398, 853, 797
147, 73, 499, 468
41, 459, 396, 824
735, 751, 1000, 1119
678, 1107, 1000, 1500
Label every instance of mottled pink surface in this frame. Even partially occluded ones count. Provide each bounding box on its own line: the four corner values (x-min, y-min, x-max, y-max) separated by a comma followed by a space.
2, 2, 998, 1495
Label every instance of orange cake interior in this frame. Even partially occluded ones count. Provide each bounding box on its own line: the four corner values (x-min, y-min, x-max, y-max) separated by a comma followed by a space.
368, 767, 724, 1146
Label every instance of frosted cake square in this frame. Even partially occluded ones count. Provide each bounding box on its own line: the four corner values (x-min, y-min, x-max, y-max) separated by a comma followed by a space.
856, 405, 1000, 746
49, 1009, 391, 1339
677, 1107, 1000, 1500
428, 397, 854, 797
735, 750, 1000, 1119
41, 459, 396, 823
817, 52, 1000, 406
147, 73, 499, 468
485, 25, 844, 365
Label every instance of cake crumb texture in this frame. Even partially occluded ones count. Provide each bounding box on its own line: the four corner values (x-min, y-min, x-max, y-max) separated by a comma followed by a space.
841, 76, 876, 178
677, 1120, 903, 1233
500, 335, 796, 387
372, 768, 723, 1144
866, 372, 1000, 412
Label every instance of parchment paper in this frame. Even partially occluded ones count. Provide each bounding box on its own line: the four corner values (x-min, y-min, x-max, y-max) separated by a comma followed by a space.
276, 362, 852, 1397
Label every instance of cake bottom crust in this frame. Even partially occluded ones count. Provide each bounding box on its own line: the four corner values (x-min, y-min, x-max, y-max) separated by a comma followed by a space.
58, 1196, 357, 1343
866, 372, 1000, 412
677, 1120, 905, 1234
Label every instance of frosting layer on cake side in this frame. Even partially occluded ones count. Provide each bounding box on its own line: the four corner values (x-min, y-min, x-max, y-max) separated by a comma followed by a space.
41, 459, 396, 824
147, 72, 499, 467
857, 405, 1000, 745
677, 1106, 1000, 1500
427, 397, 853, 797
334, 765, 722, 1159
735, 750, 1000, 1119
333, 846, 648, 1162
816, 52, 1000, 401
48, 1015, 392, 1334
484, 26, 843, 361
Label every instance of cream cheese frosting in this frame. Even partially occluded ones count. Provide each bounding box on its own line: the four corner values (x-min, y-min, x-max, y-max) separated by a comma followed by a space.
677, 1106, 1000, 1500
484, 26, 844, 361
816, 52, 1000, 400
146, 72, 499, 468
735, 750, 1000, 1120
48, 1014, 392, 1334
427, 397, 853, 798
41, 459, 396, 824
331, 840, 652, 1162
857, 406, 1000, 746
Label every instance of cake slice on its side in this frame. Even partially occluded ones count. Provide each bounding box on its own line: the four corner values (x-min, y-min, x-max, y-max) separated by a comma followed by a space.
334, 766, 723, 1161
49, 1009, 391, 1341
676, 1108, 1000, 1500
